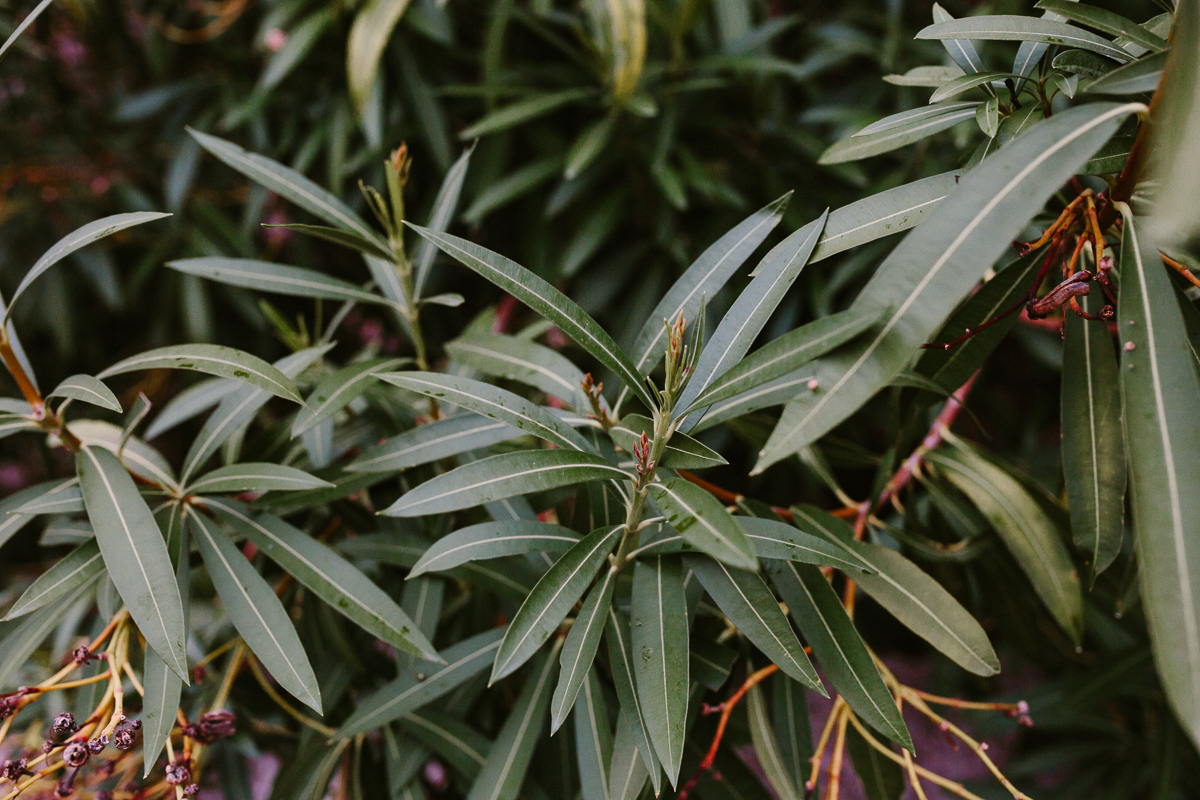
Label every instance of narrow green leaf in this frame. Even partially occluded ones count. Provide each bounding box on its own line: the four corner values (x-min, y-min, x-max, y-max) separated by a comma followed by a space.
608, 711, 652, 800
767, 561, 911, 751
460, 89, 593, 139
686, 308, 881, 414
976, 97, 1001, 137
6, 213, 170, 321
187, 463, 332, 494
0, 574, 98, 689
610, 415, 726, 470
885, 65, 966, 87
414, 146, 474, 298
187, 508, 320, 711
565, 116, 616, 180
48, 375, 121, 413
736, 517, 873, 572
264, 223, 396, 260
167, 258, 392, 306
1116, 205, 1200, 751
746, 681, 799, 800
400, 710, 489, 780
685, 554, 822, 691
552, 566, 617, 734
188, 129, 386, 249
403, 227, 656, 410
1085, 50, 1166, 95
1145, 0, 1198, 250
181, 344, 332, 481
446, 333, 587, 405
929, 72, 1015, 103
845, 724, 905, 800
792, 505, 999, 676
646, 478, 757, 570
348, 414, 524, 473
854, 101, 982, 137
78, 446, 188, 681
346, 0, 413, 110
574, 668, 614, 800
382, 449, 629, 517
1035, 0, 1167, 52
758, 103, 1141, 471
293, 358, 405, 436
492, 526, 621, 681
690, 639, 738, 691
462, 157, 564, 226
1054, 48, 1117, 78
820, 105, 978, 164
928, 444, 1084, 643
931, 3, 987, 75
337, 628, 507, 738
1062, 287, 1126, 581
620, 195, 790, 411
605, 609, 662, 794
916, 16, 1132, 63
4, 540, 103, 619
143, 508, 188, 776
771, 671, 812, 795
13, 483, 84, 515
98, 344, 301, 404
205, 499, 440, 661
466, 648, 560, 800
379, 371, 593, 453
0, 0, 55, 63
678, 211, 829, 430
0, 479, 76, 550
411, 521, 580, 577
71, 419, 180, 490
631, 555, 689, 786
144, 378, 237, 440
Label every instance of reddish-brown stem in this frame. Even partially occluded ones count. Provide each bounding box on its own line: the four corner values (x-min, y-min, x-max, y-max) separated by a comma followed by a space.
0, 339, 41, 410
1163, 253, 1200, 290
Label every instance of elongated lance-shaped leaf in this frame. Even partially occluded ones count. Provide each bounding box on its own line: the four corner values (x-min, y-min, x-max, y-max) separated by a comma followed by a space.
204, 499, 440, 661
1035, 0, 1167, 52
757, 102, 1142, 472
446, 333, 587, 406
0, 0, 55, 62
382, 449, 630, 517
928, 444, 1084, 644
767, 560, 912, 751
685, 554, 822, 691
77, 446, 188, 681
98, 344, 301, 404
346, 0, 412, 110
1062, 286, 1126, 582
261, 223, 395, 260
574, 667, 614, 800
466, 647, 560, 800
166, 258, 391, 306
337, 628, 507, 738
6, 212, 170, 322
551, 566, 616, 734
917, 16, 1132, 63
0, 572, 99, 689
1149, 0, 1200, 248
188, 129, 387, 250
411, 521, 580, 577
617, 194, 789, 412
186, 508, 320, 711
68, 419, 180, 491
677, 211, 829, 432
182, 344, 332, 482
1086, 51, 1167, 95
4, 540, 103, 620
1116, 205, 1200, 751
186, 463, 332, 495
414, 145, 474, 298
0, 479, 76, 549
734, 516, 872, 572
143, 507, 189, 776
931, 2, 987, 75
404, 225, 656, 410
820, 104, 979, 164
492, 526, 621, 682
746, 681, 799, 800
460, 89, 593, 139
646, 478, 757, 570
608, 711, 652, 800
349, 414, 524, 473
609, 414, 725, 470
293, 357, 405, 435
605, 609, 662, 794
929, 72, 1019, 104
47, 375, 121, 413
771, 671, 812, 794
631, 555, 689, 787
14, 484, 83, 515
684, 308, 881, 415
692, 369, 823, 433
1012, 0, 1074, 89
793, 505, 999, 675
378, 372, 593, 452
855, 101, 983, 137
400, 710, 490, 780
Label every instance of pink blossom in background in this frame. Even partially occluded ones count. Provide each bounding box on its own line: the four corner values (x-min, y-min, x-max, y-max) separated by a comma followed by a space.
264, 29, 287, 53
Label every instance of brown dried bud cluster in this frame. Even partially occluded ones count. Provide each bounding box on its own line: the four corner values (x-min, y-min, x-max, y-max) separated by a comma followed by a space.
183, 710, 236, 744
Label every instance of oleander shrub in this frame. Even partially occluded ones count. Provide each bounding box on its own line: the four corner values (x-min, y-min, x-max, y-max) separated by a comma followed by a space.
2, 0, 1200, 799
